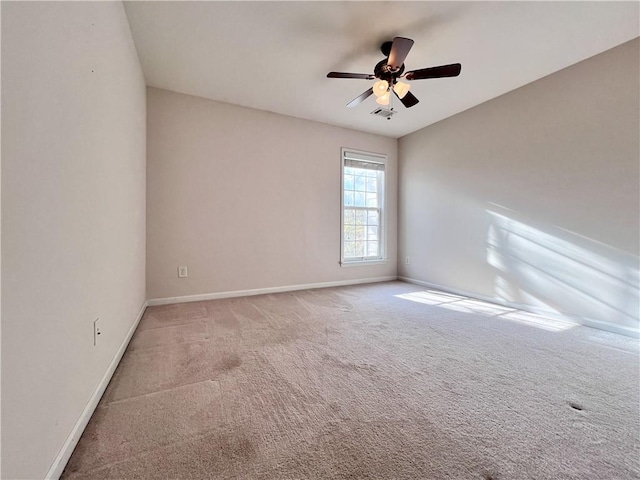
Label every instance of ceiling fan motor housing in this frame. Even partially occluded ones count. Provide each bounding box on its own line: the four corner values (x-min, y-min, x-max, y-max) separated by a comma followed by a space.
374, 59, 404, 84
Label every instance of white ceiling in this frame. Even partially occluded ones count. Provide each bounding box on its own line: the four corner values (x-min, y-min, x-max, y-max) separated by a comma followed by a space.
123, 1, 639, 138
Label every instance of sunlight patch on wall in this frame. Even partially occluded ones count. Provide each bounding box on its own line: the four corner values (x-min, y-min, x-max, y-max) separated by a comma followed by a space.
486, 209, 639, 332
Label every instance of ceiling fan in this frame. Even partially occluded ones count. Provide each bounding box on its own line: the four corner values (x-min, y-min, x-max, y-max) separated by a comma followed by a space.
327, 37, 461, 109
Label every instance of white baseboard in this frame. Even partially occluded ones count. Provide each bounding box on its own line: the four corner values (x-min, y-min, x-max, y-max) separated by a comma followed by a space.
45, 301, 148, 480
147, 276, 398, 306
398, 276, 639, 338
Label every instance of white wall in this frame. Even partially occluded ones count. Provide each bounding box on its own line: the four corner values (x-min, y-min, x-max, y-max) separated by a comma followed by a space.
146, 88, 397, 300
398, 39, 640, 336
1, 2, 146, 478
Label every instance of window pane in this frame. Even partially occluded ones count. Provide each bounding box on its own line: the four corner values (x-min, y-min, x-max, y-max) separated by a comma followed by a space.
344, 225, 355, 240
366, 176, 377, 192
366, 193, 377, 207
344, 174, 355, 190
344, 167, 355, 175
354, 241, 365, 257
367, 241, 378, 256
354, 176, 365, 191
355, 226, 365, 240
367, 226, 378, 240
367, 210, 379, 226
344, 191, 354, 206
355, 210, 366, 225
354, 192, 365, 207
344, 241, 355, 257
344, 209, 355, 225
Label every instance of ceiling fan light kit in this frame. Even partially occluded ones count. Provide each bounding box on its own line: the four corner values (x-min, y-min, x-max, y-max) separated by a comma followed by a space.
393, 81, 411, 99
376, 91, 391, 106
373, 79, 389, 97
327, 36, 462, 117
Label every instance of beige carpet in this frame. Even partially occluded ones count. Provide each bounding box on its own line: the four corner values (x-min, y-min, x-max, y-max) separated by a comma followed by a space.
62, 281, 639, 479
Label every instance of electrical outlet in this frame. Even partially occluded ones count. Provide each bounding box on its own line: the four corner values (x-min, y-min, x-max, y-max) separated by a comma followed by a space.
93, 318, 101, 346
405, 256, 410, 265
178, 266, 188, 278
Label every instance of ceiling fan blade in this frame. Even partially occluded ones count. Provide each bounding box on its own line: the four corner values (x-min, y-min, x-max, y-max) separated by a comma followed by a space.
327, 72, 375, 80
405, 63, 462, 80
387, 37, 414, 70
346, 87, 374, 108
393, 89, 419, 108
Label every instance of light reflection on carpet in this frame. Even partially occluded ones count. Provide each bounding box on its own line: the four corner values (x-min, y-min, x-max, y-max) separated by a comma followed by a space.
395, 290, 578, 332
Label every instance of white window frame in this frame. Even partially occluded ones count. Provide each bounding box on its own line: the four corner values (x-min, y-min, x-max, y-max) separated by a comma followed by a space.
340, 148, 388, 266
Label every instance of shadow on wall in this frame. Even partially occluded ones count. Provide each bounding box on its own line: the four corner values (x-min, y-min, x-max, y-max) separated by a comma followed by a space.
486, 205, 639, 336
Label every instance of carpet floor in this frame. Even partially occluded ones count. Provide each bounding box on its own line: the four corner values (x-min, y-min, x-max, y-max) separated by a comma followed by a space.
62, 281, 639, 479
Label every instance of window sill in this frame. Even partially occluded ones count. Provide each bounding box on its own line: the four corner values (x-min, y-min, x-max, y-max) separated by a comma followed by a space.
340, 259, 389, 267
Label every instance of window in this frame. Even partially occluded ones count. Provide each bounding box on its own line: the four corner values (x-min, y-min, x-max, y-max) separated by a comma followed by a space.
341, 148, 386, 265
